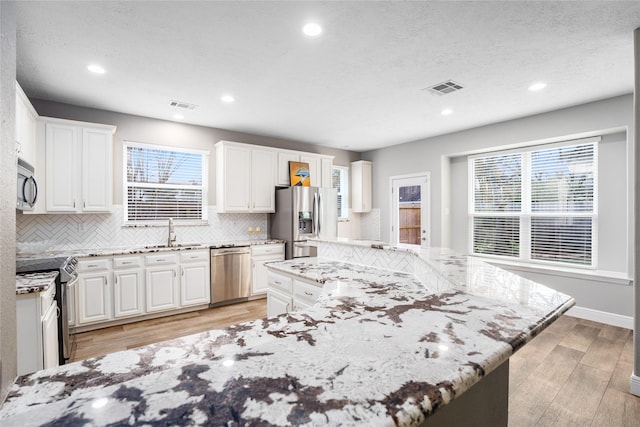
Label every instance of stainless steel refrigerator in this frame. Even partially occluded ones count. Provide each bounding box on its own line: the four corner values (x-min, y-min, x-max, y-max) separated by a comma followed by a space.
269, 186, 338, 259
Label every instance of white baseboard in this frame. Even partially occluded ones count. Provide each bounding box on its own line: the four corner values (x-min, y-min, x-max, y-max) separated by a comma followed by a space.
566, 306, 633, 329
631, 375, 640, 397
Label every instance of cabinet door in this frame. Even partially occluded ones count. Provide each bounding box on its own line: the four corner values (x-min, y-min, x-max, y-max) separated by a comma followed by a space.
146, 266, 179, 312
67, 279, 76, 327
321, 157, 333, 188
181, 263, 210, 306
114, 269, 145, 318
277, 151, 300, 186
252, 259, 269, 295
251, 149, 276, 212
82, 128, 112, 212
300, 154, 321, 187
221, 145, 252, 212
42, 302, 59, 369
267, 289, 291, 317
45, 123, 78, 212
77, 273, 111, 324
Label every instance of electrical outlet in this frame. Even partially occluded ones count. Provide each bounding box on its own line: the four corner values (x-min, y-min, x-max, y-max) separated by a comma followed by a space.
77, 222, 85, 233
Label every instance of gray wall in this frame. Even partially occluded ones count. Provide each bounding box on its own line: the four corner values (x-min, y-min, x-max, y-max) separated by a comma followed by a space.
364, 95, 634, 317
31, 99, 361, 205
0, 1, 17, 403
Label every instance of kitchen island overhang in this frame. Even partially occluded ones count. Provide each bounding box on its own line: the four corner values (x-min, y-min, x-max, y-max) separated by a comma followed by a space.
0, 243, 574, 426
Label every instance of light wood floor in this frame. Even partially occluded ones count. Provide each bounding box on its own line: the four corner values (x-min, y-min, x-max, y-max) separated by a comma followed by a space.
70, 299, 267, 362
70, 304, 638, 426
509, 315, 639, 426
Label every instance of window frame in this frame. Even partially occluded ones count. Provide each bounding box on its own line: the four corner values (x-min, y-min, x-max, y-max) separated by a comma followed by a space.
332, 165, 349, 220
468, 137, 599, 269
122, 141, 209, 226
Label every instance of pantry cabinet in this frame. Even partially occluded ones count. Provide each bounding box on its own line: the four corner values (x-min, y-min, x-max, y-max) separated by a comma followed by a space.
44, 118, 115, 213
351, 160, 372, 213
216, 141, 276, 213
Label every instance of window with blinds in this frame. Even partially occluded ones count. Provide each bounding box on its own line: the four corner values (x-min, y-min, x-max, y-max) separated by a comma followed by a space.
332, 166, 349, 219
469, 138, 598, 267
124, 142, 208, 223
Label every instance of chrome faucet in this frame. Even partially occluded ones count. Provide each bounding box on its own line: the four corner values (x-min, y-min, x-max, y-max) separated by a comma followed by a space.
167, 217, 177, 247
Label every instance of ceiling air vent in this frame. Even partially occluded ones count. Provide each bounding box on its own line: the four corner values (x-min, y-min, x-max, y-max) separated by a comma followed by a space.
169, 100, 198, 110
424, 80, 464, 96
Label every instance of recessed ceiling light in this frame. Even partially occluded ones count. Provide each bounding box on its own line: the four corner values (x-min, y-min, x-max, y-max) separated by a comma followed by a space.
303, 22, 322, 37
221, 95, 235, 103
441, 108, 453, 116
173, 114, 184, 120
528, 82, 547, 92
87, 64, 105, 74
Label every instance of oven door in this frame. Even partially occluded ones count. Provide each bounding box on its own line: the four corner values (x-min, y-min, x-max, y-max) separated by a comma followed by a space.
61, 275, 77, 361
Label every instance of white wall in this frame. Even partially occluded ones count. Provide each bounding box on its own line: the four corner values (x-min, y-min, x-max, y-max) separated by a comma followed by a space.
364, 94, 634, 319
0, 0, 17, 402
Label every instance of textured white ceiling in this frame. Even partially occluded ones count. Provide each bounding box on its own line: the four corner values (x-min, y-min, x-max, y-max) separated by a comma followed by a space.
14, 1, 640, 152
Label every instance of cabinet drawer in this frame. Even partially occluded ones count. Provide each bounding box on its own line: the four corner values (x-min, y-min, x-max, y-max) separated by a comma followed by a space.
146, 253, 178, 266
113, 256, 143, 269
267, 271, 292, 294
293, 279, 322, 304
251, 244, 284, 257
78, 258, 110, 272
179, 250, 209, 263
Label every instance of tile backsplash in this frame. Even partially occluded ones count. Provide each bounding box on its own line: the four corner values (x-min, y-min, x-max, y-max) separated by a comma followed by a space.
16, 205, 267, 251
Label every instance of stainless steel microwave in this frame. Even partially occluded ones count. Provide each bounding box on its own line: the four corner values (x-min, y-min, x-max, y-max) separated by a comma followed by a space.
17, 158, 38, 211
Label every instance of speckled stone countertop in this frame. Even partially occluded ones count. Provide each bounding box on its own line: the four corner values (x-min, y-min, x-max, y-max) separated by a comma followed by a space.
15, 271, 58, 295
0, 242, 573, 426
16, 239, 285, 260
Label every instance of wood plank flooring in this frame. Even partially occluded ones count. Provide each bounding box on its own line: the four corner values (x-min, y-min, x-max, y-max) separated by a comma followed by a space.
70, 305, 639, 426
70, 299, 266, 361
509, 315, 640, 426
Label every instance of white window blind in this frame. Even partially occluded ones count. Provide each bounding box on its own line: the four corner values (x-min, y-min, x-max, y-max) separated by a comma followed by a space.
469, 138, 598, 267
124, 142, 208, 223
332, 166, 349, 219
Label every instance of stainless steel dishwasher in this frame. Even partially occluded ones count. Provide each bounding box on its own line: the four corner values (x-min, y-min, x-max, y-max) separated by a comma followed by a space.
210, 246, 251, 306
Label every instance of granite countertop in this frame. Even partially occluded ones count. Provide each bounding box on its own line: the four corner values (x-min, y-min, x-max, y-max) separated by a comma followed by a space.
0, 244, 573, 426
16, 239, 285, 260
15, 271, 58, 295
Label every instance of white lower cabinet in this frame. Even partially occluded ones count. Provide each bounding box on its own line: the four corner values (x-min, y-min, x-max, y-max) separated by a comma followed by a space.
266, 270, 321, 317
146, 266, 179, 312
251, 243, 285, 296
113, 255, 145, 318
114, 269, 145, 318
180, 250, 210, 306
17, 284, 59, 375
77, 259, 112, 325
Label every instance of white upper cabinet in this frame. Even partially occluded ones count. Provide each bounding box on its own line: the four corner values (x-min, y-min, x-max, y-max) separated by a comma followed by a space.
216, 141, 276, 213
15, 82, 38, 166
276, 150, 333, 188
351, 160, 372, 213
43, 117, 115, 213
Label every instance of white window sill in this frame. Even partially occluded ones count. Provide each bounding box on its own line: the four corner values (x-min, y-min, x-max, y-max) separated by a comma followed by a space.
471, 256, 633, 286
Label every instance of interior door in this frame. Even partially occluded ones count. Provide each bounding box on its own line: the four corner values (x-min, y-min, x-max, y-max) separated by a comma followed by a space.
390, 173, 430, 248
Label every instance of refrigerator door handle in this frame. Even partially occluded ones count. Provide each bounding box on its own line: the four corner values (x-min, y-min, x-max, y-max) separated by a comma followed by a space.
317, 192, 322, 235
313, 192, 319, 236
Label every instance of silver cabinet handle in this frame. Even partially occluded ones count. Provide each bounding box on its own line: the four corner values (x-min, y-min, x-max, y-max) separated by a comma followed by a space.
285, 302, 290, 313
122, 261, 132, 265
304, 291, 313, 296
88, 264, 98, 268
103, 277, 107, 286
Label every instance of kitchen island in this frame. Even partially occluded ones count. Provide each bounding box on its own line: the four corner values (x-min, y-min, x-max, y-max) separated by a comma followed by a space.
0, 242, 573, 426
